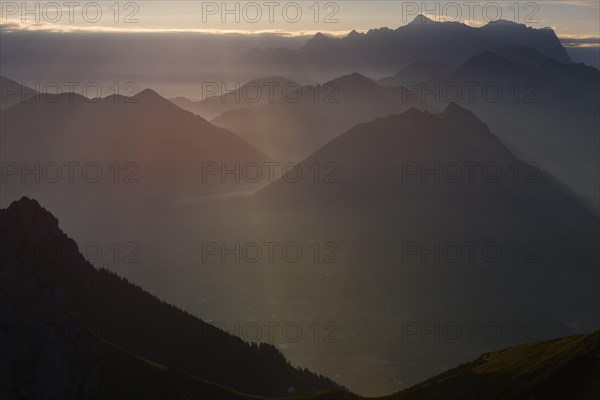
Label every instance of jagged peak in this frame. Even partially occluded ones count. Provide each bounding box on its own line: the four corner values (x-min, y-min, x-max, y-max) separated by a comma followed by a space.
2, 196, 59, 231
347, 29, 363, 38
408, 14, 435, 25
133, 88, 166, 101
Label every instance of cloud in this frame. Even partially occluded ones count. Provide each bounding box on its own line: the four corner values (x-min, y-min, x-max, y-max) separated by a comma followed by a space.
560, 34, 600, 48
0, 19, 349, 37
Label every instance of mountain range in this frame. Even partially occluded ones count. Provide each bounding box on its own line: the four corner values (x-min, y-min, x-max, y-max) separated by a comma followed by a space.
210, 73, 426, 160
240, 15, 571, 75
2, 15, 598, 396
430, 48, 600, 211
0, 84, 271, 217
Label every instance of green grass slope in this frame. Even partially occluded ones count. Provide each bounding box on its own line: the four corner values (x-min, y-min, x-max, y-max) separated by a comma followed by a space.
385, 330, 600, 400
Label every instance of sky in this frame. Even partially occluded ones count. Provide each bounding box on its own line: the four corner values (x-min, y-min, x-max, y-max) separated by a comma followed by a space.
0, 0, 599, 41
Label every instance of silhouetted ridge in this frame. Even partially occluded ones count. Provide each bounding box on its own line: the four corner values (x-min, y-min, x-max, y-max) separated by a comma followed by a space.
305, 32, 335, 49
133, 88, 183, 110
485, 19, 522, 27
330, 72, 377, 89
407, 14, 435, 25
4, 196, 55, 228
241, 15, 572, 69
0, 199, 345, 397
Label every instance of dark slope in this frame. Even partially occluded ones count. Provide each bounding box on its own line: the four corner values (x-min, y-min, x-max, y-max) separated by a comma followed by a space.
0, 197, 344, 397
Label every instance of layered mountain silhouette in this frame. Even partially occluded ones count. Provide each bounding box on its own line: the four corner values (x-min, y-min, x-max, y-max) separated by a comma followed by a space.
0, 85, 270, 213
2, 4, 599, 398
0, 197, 344, 397
211, 73, 425, 160
255, 102, 598, 258
170, 76, 297, 120
427, 48, 600, 211
253, 104, 598, 348
240, 16, 571, 74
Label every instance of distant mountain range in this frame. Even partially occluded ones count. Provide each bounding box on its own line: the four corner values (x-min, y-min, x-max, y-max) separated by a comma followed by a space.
431, 47, 600, 211
170, 76, 297, 120
0, 84, 270, 215
213, 48, 599, 210
210, 72, 426, 160
240, 15, 571, 75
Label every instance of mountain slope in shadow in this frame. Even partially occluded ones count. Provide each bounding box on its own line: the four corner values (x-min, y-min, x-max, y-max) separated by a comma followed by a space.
253, 103, 598, 342
0, 197, 344, 397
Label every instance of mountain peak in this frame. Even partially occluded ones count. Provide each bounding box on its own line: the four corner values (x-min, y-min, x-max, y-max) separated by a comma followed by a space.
134, 88, 165, 101
8, 196, 43, 212
2, 197, 60, 233
330, 72, 376, 88
484, 19, 524, 28
408, 14, 435, 25
304, 31, 336, 49
347, 29, 363, 39
132, 88, 182, 110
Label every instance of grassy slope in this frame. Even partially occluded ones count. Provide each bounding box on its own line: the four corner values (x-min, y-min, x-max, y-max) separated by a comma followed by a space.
385, 330, 600, 400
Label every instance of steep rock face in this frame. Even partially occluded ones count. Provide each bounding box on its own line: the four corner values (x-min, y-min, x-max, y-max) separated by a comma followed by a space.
1, 200, 100, 400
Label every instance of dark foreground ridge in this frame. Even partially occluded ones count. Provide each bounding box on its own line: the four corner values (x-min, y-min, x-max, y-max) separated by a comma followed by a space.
2, 197, 599, 400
